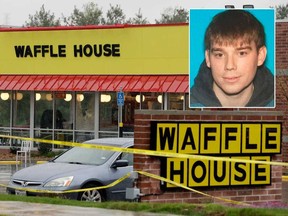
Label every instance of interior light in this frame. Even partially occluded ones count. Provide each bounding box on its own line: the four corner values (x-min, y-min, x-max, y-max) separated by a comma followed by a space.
16, 93, 23, 100
157, 95, 163, 104
46, 93, 53, 101
101, 94, 111, 103
0, 93, 9, 100
64, 94, 72, 102
136, 95, 145, 103
77, 94, 84, 102
36, 93, 41, 101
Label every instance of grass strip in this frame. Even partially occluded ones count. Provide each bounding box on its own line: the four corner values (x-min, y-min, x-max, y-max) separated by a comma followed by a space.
0, 194, 288, 215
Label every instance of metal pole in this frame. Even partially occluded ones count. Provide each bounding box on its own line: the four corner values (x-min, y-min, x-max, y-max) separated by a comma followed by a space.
118, 87, 124, 137
119, 105, 123, 137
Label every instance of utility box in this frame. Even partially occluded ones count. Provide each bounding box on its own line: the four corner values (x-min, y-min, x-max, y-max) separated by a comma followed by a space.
125, 188, 140, 200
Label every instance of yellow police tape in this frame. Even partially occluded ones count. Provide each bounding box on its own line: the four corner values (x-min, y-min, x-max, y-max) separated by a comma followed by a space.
0, 134, 286, 207
0, 173, 130, 194
0, 134, 287, 167
0, 170, 251, 206
137, 171, 251, 206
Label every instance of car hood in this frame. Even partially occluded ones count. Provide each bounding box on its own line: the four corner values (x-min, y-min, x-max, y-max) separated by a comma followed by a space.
12, 162, 100, 182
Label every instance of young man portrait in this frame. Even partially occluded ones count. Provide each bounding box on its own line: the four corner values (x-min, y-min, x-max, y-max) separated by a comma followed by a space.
189, 9, 275, 108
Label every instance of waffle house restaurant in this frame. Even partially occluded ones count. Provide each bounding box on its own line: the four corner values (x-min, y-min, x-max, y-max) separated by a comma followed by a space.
0, 24, 189, 148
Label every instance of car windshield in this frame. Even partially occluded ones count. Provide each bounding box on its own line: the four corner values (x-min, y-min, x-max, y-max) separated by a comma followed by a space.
53, 147, 116, 165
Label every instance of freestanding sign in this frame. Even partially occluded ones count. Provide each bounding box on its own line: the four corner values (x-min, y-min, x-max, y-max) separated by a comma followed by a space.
117, 91, 124, 106
117, 91, 124, 137
150, 121, 281, 189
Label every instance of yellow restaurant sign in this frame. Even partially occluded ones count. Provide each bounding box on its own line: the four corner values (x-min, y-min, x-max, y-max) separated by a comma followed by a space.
150, 122, 282, 188
0, 24, 188, 75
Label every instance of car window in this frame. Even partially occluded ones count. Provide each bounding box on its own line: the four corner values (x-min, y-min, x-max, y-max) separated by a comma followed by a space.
54, 147, 115, 165
118, 147, 133, 166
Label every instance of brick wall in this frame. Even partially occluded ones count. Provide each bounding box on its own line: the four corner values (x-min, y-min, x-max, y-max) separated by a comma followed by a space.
276, 21, 288, 162
276, 22, 288, 69
134, 111, 283, 205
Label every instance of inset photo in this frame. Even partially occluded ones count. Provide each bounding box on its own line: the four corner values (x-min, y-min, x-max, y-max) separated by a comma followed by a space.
189, 9, 275, 108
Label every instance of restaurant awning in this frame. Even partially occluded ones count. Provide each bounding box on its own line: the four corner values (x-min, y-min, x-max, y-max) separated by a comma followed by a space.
0, 75, 188, 93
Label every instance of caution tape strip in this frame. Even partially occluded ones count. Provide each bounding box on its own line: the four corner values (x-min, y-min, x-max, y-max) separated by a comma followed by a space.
0, 170, 251, 206
0, 172, 131, 194
0, 135, 287, 167
137, 171, 251, 207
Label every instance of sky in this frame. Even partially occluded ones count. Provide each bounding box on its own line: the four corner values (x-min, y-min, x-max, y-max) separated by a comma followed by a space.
0, 0, 287, 26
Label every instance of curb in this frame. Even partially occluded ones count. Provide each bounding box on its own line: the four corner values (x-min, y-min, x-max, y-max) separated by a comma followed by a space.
0, 161, 20, 165
0, 161, 48, 165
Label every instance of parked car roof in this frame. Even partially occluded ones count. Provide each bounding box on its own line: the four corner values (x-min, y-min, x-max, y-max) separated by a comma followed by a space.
84, 137, 133, 147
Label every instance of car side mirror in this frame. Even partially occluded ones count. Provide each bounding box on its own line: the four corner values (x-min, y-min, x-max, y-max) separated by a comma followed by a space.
111, 159, 129, 169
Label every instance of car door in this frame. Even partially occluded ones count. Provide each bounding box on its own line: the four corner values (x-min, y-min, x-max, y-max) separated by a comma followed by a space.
106, 150, 134, 200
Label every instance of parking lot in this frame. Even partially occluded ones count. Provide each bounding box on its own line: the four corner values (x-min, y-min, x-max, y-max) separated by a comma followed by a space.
0, 163, 177, 216
0, 201, 178, 216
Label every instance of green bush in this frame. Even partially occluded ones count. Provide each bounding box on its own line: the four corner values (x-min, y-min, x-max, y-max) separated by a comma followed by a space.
10, 147, 20, 154
38, 142, 52, 155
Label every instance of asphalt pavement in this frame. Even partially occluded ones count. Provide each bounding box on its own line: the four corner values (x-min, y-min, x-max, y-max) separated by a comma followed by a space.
0, 201, 177, 216
0, 164, 178, 216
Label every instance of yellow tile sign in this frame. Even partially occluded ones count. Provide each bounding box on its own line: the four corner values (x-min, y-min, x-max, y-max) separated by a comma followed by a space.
0, 25, 188, 75
151, 122, 281, 188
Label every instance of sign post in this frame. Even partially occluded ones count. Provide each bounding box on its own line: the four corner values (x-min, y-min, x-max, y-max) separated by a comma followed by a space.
117, 89, 124, 137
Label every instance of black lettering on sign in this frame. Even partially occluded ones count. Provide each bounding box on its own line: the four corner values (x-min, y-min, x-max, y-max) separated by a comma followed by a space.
14, 45, 66, 58
181, 127, 197, 151
213, 161, 226, 182
103, 44, 112, 56
191, 161, 206, 183
245, 127, 257, 149
204, 127, 216, 150
254, 163, 267, 181
159, 127, 176, 151
234, 162, 247, 182
169, 160, 185, 184
225, 127, 237, 150
112, 44, 120, 56
251, 156, 270, 185
73, 44, 121, 57
265, 128, 277, 150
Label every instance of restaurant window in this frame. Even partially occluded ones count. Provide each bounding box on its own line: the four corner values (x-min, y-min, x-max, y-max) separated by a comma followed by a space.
0, 91, 11, 127
168, 93, 185, 110
75, 92, 95, 131
54, 92, 73, 144
141, 92, 163, 110
184, 93, 192, 110
123, 92, 140, 133
12, 91, 30, 146
34, 92, 53, 129
12, 91, 30, 128
99, 92, 117, 133
0, 91, 11, 146
34, 92, 53, 148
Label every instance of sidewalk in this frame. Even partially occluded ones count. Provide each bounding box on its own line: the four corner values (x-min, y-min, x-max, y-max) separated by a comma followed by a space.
0, 201, 177, 216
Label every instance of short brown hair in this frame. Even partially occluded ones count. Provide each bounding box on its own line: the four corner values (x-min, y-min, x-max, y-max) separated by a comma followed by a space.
205, 10, 265, 51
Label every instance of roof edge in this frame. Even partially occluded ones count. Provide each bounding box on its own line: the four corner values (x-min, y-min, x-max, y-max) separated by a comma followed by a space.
0, 23, 188, 32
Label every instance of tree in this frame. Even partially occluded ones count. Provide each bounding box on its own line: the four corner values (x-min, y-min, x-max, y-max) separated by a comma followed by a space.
127, 9, 149, 24
63, 2, 103, 26
103, 4, 126, 25
155, 7, 189, 24
25, 4, 60, 27
275, 4, 288, 19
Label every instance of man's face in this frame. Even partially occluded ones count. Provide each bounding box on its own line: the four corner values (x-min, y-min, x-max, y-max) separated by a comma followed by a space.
205, 40, 267, 96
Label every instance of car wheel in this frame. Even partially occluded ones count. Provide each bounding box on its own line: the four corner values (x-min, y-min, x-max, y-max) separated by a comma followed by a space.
78, 183, 105, 202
